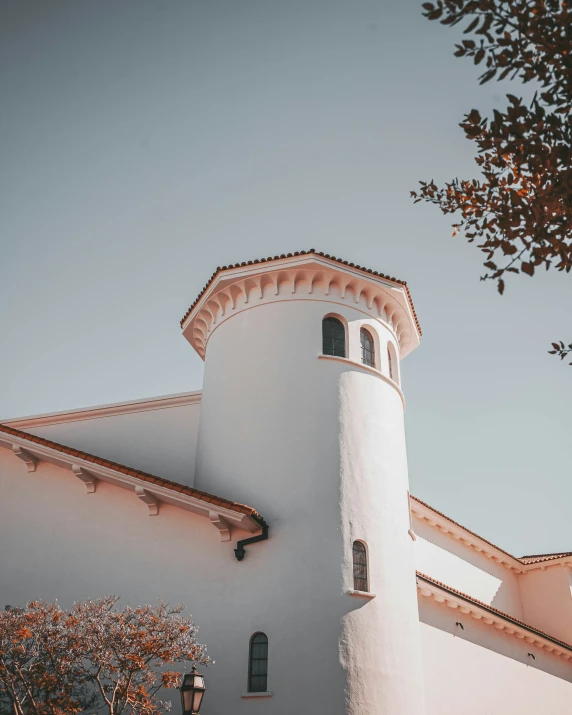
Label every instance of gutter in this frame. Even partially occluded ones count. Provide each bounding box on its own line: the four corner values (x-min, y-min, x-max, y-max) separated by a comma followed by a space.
234, 515, 269, 561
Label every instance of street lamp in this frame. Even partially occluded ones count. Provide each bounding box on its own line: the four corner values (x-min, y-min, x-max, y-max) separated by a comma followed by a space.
180, 665, 206, 715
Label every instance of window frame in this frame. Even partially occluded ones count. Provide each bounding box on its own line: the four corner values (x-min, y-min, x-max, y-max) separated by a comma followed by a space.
322, 315, 347, 358
387, 341, 399, 384
352, 540, 369, 593
360, 327, 375, 368
248, 632, 269, 693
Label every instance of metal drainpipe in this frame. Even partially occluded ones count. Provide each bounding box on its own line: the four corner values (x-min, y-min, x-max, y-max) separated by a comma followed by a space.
234, 515, 269, 561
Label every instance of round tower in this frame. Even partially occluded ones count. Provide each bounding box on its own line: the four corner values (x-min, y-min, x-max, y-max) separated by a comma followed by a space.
182, 250, 425, 715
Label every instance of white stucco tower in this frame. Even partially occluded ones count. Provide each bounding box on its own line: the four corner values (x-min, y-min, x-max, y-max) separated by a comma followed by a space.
182, 250, 425, 715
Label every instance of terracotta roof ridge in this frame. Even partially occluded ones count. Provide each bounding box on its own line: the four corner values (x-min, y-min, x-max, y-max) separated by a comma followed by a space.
519, 552, 572, 565
180, 249, 421, 336
520, 551, 572, 559
410, 494, 521, 563
0, 423, 260, 518
412, 495, 572, 569
417, 571, 572, 652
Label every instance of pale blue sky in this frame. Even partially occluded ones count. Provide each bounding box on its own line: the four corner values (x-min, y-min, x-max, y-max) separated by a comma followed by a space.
1, 0, 570, 555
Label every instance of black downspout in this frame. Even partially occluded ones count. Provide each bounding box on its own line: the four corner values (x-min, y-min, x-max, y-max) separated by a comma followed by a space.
234, 515, 269, 561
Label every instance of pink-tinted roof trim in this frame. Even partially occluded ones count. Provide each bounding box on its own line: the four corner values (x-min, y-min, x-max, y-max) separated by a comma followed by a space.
180, 249, 422, 336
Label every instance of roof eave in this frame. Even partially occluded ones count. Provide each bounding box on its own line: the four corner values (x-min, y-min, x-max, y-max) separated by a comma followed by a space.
180, 250, 422, 336
0, 428, 262, 538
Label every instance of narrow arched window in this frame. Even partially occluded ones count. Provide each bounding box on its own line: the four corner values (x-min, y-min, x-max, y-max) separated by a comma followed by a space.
322, 317, 345, 358
360, 328, 375, 368
248, 632, 268, 693
387, 342, 399, 384
352, 541, 368, 592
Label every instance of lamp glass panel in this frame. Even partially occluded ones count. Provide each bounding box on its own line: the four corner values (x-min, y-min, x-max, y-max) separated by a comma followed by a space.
182, 690, 194, 710
194, 690, 205, 710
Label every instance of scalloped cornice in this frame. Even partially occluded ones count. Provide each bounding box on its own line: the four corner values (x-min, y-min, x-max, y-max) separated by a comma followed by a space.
181, 254, 421, 360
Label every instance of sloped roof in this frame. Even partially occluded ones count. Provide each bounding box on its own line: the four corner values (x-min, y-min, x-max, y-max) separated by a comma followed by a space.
2, 423, 568, 570
180, 249, 422, 336
411, 495, 517, 563
519, 552, 572, 565
412, 495, 572, 570
417, 572, 572, 653
0, 423, 260, 519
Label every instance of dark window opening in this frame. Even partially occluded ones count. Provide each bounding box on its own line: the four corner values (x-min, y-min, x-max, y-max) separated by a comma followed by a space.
360, 328, 375, 368
248, 632, 268, 693
353, 541, 368, 592
322, 317, 346, 358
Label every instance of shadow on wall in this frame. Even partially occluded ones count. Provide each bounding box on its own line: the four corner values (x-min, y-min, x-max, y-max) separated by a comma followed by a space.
419, 597, 572, 687
414, 519, 521, 616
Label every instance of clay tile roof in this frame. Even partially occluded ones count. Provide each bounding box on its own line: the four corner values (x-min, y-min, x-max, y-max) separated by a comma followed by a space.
412, 495, 572, 568
180, 249, 422, 336
417, 571, 572, 652
519, 552, 572, 565
410, 495, 519, 563
0, 423, 261, 520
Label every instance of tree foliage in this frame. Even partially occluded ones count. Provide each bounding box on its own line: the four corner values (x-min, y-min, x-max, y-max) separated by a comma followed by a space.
411, 0, 572, 360
0, 598, 209, 715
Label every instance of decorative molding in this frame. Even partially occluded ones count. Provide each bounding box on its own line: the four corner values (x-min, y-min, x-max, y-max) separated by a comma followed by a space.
417, 574, 572, 659
2, 392, 202, 429
0, 434, 263, 550
317, 355, 406, 410
410, 499, 524, 573
349, 590, 376, 599
12, 444, 37, 472
411, 497, 572, 574
135, 486, 159, 516
72, 464, 97, 493
209, 511, 231, 542
182, 256, 420, 360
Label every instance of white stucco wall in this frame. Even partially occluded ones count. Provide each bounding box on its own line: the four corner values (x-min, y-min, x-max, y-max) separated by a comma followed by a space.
420, 599, 572, 715
0, 449, 310, 715
4, 398, 201, 486
414, 518, 524, 618
194, 289, 425, 715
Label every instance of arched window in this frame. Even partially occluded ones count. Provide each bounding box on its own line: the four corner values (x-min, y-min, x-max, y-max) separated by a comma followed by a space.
387, 342, 399, 384
352, 541, 368, 592
248, 632, 268, 693
322, 317, 346, 358
360, 328, 375, 368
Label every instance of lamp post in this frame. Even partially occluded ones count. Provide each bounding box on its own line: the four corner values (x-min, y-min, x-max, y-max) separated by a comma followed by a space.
180, 665, 206, 715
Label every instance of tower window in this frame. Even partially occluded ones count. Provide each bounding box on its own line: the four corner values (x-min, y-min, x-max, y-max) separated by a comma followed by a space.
248, 632, 268, 692
387, 342, 399, 384
352, 541, 368, 592
322, 317, 346, 358
360, 328, 375, 368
